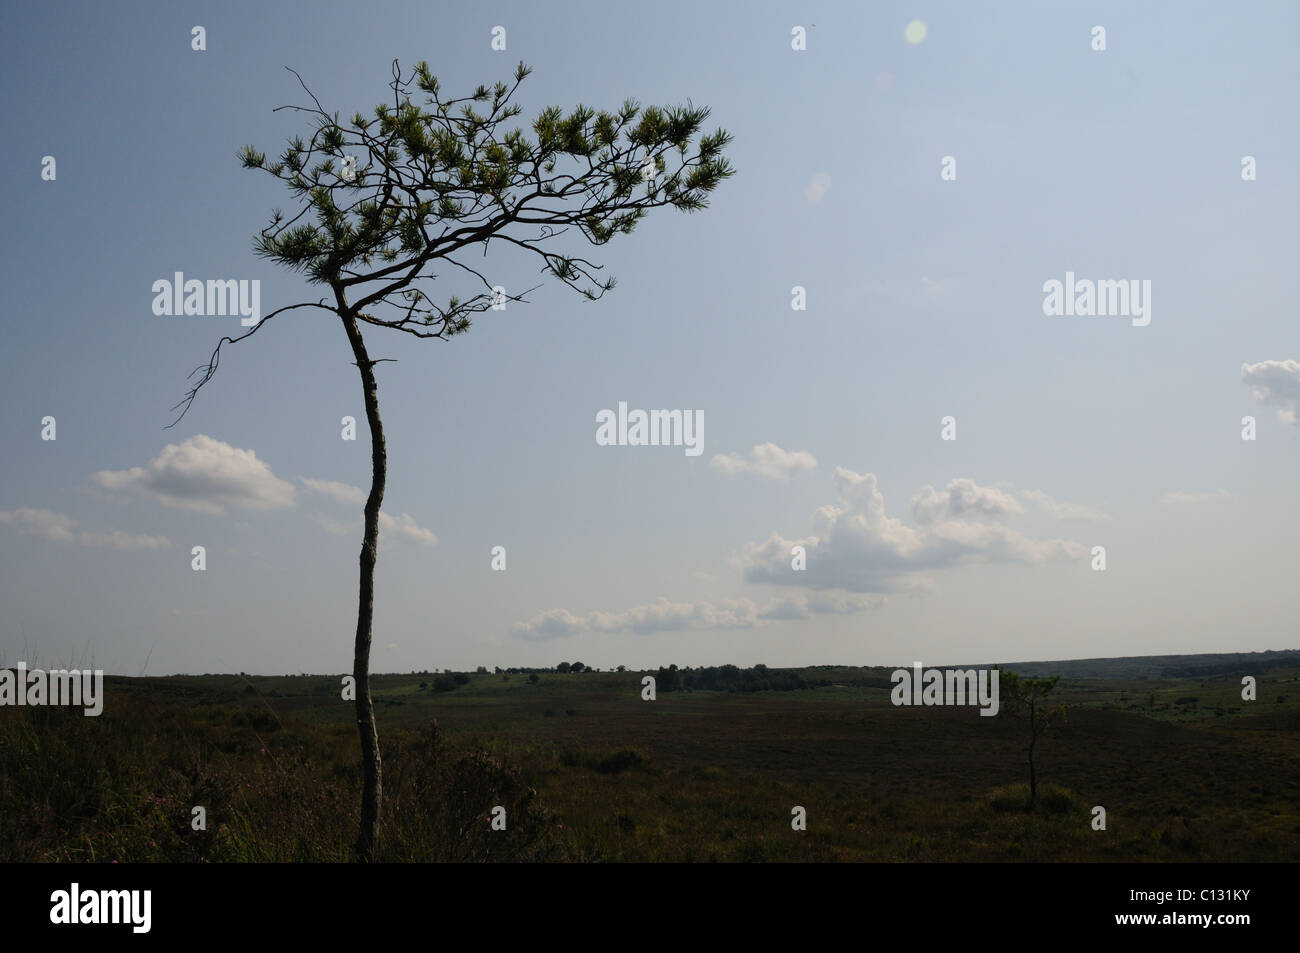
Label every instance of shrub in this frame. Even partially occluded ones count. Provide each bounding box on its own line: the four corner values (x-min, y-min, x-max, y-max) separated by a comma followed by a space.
383, 721, 561, 862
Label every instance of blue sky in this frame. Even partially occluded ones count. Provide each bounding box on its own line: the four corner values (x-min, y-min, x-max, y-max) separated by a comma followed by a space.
1, 0, 1297, 675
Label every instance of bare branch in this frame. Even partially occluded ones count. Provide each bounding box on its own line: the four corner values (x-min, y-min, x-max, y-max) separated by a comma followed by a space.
167, 299, 337, 428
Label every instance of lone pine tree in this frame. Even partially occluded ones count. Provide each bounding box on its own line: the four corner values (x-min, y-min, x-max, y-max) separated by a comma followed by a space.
999, 669, 1066, 807
172, 59, 733, 860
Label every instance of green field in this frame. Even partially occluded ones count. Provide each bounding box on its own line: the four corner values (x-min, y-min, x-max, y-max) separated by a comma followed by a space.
3, 652, 1298, 862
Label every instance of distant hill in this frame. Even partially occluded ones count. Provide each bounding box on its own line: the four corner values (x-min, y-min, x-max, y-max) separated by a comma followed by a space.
13, 649, 1296, 684
978, 650, 1300, 680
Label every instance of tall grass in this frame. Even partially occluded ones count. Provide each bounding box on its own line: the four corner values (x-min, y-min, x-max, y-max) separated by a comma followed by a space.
0, 696, 562, 862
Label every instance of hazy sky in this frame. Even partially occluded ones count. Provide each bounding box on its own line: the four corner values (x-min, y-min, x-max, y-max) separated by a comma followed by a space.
1, 1, 1297, 676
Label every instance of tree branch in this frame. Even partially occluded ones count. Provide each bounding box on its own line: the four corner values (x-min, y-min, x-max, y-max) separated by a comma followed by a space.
167, 299, 338, 428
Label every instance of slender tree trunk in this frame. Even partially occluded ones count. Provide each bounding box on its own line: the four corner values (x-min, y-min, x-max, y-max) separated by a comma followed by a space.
342, 311, 386, 861
1027, 738, 1037, 804
1027, 700, 1038, 806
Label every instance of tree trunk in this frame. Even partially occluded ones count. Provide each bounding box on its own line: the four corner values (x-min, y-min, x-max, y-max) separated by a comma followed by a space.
1027, 739, 1037, 804
342, 312, 386, 862
1027, 700, 1038, 806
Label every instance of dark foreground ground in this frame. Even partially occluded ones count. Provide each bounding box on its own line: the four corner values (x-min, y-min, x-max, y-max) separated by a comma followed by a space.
2, 652, 1297, 861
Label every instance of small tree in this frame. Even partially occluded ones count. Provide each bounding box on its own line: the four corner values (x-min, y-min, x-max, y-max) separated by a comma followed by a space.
172, 59, 733, 861
999, 670, 1066, 806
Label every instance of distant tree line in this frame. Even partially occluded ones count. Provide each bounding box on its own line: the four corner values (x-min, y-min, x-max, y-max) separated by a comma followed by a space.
410, 663, 826, 694
491, 663, 597, 675
419, 673, 472, 693
652, 663, 828, 693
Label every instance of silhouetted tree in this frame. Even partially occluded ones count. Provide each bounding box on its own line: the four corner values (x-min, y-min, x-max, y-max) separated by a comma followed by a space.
1000, 670, 1066, 805
174, 58, 733, 860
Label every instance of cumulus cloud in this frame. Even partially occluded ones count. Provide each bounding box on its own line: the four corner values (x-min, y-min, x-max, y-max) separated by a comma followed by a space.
1019, 489, 1110, 522
312, 511, 437, 547
1242, 359, 1300, 425
0, 507, 77, 542
740, 469, 1086, 593
0, 507, 170, 551
912, 478, 1023, 524
302, 478, 433, 542
94, 435, 295, 514
300, 477, 366, 505
380, 512, 437, 546
756, 591, 885, 620
1160, 489, 1231, 505
711, 443, 817, 481
512, 591, 883, 640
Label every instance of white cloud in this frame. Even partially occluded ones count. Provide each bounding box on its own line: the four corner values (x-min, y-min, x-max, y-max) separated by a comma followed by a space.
0, 507, 77, 542
300, 477, 366, 505
379, 512, 438, 547
912, 478, 1024, 524
711, 443, 817, 481
804, 171, 832, 203
1159, 489, 1231, 506
740, 469, 1086, 593
311, 514, 352, 537
756, 591, 885, 620
1019, 489, 1110, 522
94, 435, 294, 514
513, 608, 587, 640
302, 479, 432, 543
78, 530, 171, 551
0, 507, 170, 551
1242, 359, 1300, 425
311, 510, 437, 547
512, 591, 883, 640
